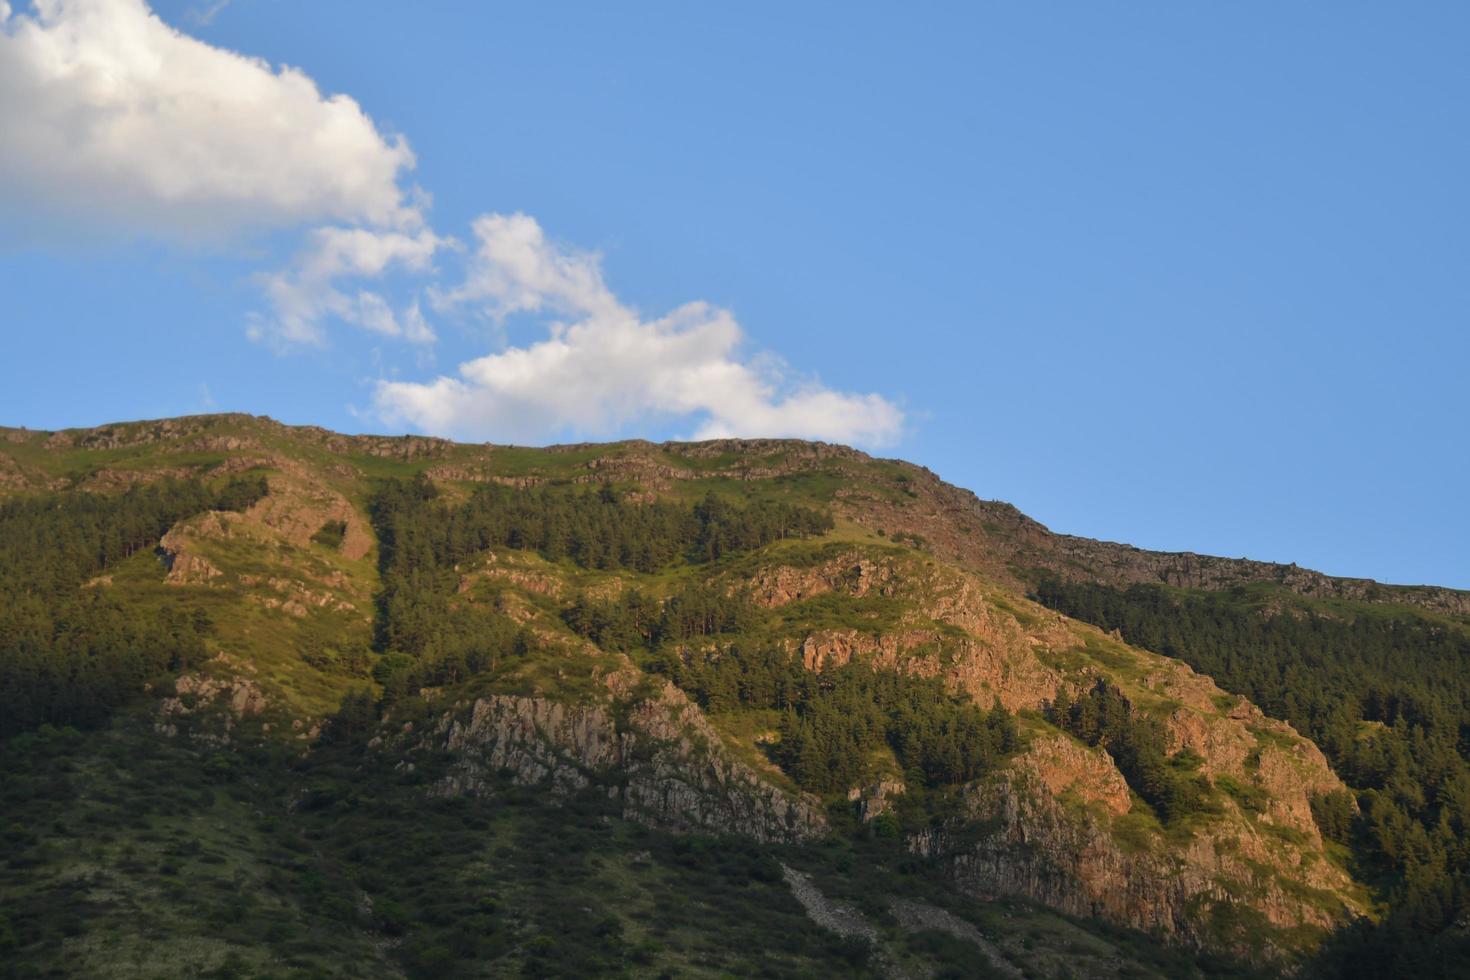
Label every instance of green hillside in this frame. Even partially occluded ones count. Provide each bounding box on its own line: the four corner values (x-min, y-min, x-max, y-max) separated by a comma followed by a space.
2, 414, 1465, 978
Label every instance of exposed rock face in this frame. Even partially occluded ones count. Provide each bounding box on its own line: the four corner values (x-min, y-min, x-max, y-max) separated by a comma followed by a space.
159, 518, 230, 585
157, 492, 368, 617
797, 628, 916, 672
430, 683, 826, 843
1010, 734, 1131, 816
163, 551, 224, 586
347, 434, 455, 460
748, 552, 898, 607
244, 474, 372, 561
42, 415, 261, 451
793, 620, 1067, 716
238, 573, 357, 616
455, 554, 565, 599
439, 695, 619, 797
911, 730, 1363, 959
754, 556, 1073, 712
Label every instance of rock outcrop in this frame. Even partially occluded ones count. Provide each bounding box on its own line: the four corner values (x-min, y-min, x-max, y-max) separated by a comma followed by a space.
428, 682, 826, 843
748, 552, 898, 607
244, 474, 372, 561
159, 516, 230, 585
156, 491, 368, 618
156, 659, 269, 741
910, 727, 1363, 959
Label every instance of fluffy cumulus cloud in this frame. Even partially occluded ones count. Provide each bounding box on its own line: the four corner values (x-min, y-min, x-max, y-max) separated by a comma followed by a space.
1, 2, 905, 447
375, 214, 905, 447
0, 0, 445, 346
0, 0, 417, 238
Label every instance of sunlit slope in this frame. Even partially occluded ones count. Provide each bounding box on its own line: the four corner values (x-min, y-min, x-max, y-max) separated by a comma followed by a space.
1, 413, 1425, 974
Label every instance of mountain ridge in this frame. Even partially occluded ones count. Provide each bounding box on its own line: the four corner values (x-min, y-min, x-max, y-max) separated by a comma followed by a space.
5, 411, 1463, 606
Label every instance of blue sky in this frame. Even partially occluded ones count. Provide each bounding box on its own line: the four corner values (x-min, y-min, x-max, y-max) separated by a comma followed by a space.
2, 1, 1467, 589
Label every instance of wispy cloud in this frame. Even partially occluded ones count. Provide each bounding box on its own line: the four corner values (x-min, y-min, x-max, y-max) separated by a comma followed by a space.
250, 226, 450, 347
185, 0, 232, 27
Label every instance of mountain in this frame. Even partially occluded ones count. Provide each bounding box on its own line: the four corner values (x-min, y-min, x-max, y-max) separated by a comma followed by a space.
1, 413, 1466, 979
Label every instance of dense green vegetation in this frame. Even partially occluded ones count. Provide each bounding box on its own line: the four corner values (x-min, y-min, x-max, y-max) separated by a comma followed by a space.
371, 475, 833, 578
1047, 678, 1215, 823
0, 712, 1243, 979
368, 477, 1017, 800
564, 583, 760, 652
1033, 578, 1470, 977
0, 477, 268, 738
367, 475, 829, 675
680, 644, 1017, 793
564, 587, 1020, 793
7, 425, 1452, 976
0, 717, 878, 978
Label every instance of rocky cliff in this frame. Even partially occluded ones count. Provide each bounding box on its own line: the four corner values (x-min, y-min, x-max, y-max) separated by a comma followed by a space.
416, 680, 826, 842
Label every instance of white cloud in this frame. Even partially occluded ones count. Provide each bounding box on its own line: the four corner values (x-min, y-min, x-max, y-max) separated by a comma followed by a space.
430, 212, 619, 320
0, 4, 907, 447
376, 214, 905, 447
252, 226, 447, 346
0, 0, 417, 240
